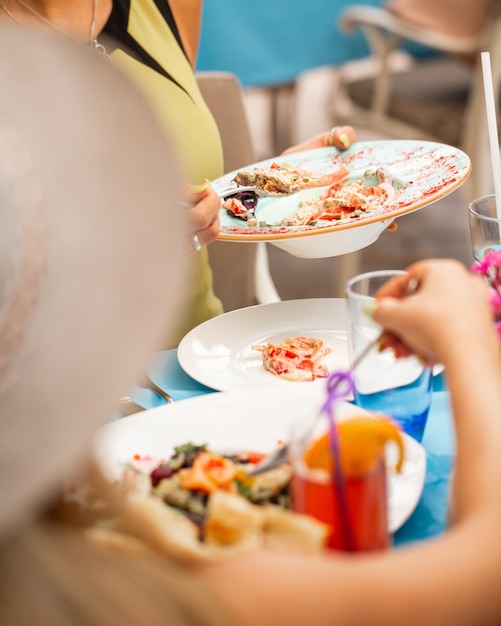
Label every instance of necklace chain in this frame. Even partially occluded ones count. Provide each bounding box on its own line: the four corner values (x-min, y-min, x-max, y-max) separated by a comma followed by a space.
0, 3, 22, 26
0, 0, 107, 55
89, 0, 107, 56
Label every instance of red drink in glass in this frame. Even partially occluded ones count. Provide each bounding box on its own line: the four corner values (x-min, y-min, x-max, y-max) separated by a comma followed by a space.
289, 414, 404, 552
291, 456, 389, 551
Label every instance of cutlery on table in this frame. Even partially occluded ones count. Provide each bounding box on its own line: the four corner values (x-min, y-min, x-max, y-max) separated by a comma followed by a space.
117, 375, 174, 417
138, 374, 175, 405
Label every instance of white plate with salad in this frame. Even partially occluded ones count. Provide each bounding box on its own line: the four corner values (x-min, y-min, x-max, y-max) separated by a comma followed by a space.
93, 387, 427, 534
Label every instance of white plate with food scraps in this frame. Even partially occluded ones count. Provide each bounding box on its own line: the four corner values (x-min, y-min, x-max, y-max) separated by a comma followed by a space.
93, 388, 426, 533
177, 298, 350, 393
176, 298, 443, 394
214, 140, 471, 258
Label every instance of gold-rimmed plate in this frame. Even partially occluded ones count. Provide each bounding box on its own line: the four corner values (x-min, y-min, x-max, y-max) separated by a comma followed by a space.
214, 140, 471, 258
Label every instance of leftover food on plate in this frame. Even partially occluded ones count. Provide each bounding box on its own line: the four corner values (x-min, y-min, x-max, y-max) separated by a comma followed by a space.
86, 442, 328, 564
223, 165, 406, 228
216, 140, 471, 243
233, 162, 350, 194
222, 190, 259, 221
281, 167, 400, 227
222, 163, 350, 222
252, 336, 332, 381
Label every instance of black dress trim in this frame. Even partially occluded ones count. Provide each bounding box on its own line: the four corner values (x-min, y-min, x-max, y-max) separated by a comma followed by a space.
102, 0, 192, 101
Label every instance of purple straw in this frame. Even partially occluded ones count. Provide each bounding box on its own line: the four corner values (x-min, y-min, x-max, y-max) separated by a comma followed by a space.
320, 370, 355, 551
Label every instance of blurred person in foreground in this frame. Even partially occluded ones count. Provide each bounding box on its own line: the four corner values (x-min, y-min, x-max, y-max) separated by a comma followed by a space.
0, 24, 230, 626
0, 0, 225, 347
3, 28, 501, 625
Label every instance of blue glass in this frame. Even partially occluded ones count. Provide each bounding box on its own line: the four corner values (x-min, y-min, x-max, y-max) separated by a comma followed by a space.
354, 368, 433, 442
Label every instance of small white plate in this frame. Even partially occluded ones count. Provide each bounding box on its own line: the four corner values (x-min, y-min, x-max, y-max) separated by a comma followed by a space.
177, 298, 350, 392
93, 388, 426, 533
177, 298, 444, 393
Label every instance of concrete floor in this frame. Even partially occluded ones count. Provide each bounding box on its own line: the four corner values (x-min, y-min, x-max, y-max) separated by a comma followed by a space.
241, 64, 473, 300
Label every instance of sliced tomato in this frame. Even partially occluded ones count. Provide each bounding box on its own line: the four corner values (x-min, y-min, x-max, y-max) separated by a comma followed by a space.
297, 358, 315, 371
316, 206, 358, 221
255, 336, 330, 381
245, 451, 267, 464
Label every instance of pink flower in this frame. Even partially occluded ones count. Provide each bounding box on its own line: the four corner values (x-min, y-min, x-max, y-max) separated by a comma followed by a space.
471, 258, 492, 276
472, 250, 501, 280
488, 288, 501, 318
471, 253, 501, 327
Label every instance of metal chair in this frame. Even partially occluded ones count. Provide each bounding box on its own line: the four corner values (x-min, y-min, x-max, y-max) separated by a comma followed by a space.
333, 2, 501, 201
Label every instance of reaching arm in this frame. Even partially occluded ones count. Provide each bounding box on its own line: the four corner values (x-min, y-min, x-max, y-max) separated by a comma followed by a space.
281, 126, 357, 155
374, 259, 501, 526
196, 259, 501, 626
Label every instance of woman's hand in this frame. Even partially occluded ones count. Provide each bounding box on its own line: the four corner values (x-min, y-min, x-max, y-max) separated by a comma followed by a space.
281, 126, 357, 156
372, 259, 493, 365
185, 182, 221, 254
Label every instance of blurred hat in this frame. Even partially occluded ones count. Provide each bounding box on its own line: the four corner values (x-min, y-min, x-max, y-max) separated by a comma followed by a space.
0, 26, 186, 538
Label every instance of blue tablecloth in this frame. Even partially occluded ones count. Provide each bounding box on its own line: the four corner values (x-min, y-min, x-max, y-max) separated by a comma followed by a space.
394, 390, 454, 546
135, 350, 455, 547
196, 1, 434, 88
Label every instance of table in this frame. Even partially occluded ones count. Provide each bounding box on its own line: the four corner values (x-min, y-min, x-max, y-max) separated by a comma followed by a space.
134, 349, 455, 548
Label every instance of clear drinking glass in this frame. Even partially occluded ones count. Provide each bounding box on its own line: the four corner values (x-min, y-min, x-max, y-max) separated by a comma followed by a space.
289, 411, 390, 552
346, 270, 433, 442
469, 194, 501, 262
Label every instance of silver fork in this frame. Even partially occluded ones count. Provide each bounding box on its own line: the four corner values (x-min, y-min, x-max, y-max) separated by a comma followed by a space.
138, 374, 175, 405
117, 375, 174, 417
218, 185, 300, 200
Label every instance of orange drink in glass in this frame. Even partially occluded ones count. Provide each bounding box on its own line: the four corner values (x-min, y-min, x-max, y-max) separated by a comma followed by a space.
290, 415, 404, 552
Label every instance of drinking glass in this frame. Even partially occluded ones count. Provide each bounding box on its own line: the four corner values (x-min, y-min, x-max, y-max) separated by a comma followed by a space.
289, 412, 390, 552
469, 194, 501, 262
346, 270, 433, 442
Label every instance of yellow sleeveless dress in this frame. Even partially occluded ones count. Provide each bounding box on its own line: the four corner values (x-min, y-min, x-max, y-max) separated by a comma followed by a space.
103, 0, 224, 347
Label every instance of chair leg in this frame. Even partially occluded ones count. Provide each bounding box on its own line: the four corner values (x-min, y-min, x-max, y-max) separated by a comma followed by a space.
254, 242, 282, 304
331, 251, 362, 297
